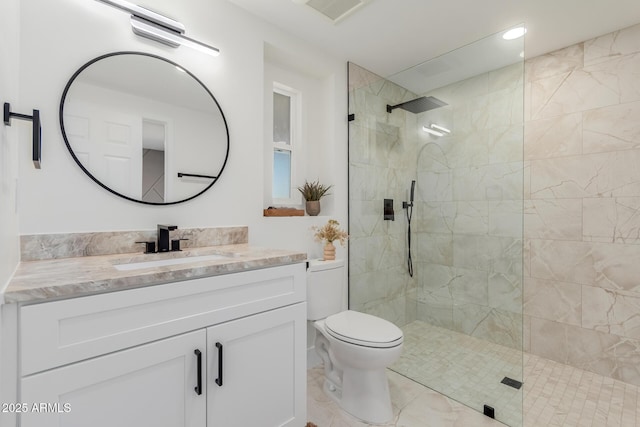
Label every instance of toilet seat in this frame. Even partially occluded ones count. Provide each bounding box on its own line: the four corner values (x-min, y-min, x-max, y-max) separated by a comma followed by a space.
324, 310, 403, 348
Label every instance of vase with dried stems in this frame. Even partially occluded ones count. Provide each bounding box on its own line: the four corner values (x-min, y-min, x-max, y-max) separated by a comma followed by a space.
312, 219, 348, 261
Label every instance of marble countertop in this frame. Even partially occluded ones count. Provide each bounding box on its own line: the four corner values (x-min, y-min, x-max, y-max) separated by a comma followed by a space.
3, 244, 307, 304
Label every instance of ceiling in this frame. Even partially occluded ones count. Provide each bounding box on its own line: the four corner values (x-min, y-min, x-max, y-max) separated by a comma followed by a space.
226, 0, 640, 79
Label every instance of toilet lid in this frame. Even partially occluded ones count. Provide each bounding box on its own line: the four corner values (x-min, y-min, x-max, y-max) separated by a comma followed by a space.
324, 310, 403, 348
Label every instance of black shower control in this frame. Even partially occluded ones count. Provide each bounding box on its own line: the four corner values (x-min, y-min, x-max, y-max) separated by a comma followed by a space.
384, 199, 394, 221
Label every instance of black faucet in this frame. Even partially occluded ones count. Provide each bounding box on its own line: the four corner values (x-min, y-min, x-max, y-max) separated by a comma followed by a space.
157, 224, 178, 252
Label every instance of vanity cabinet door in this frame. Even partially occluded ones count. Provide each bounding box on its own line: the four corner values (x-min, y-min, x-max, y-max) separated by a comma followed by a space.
206, 303, 306, 427
20, 329, 206, 427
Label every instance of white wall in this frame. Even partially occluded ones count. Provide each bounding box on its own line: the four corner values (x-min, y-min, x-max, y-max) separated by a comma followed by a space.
17, 0, 348, 259
0, 0, 21, 420
0, 0, 20, 288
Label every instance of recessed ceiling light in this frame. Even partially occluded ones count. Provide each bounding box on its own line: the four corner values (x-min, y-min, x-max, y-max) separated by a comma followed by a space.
503, 26, 527, 40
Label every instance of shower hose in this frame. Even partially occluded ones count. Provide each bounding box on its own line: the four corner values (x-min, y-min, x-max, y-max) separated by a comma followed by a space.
406, 201, 413, 277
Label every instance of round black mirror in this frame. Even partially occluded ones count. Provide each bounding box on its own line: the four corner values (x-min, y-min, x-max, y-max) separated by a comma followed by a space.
60, 52, 229, 205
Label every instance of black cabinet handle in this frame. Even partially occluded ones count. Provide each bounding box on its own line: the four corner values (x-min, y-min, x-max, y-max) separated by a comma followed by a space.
194, 349, 202, 395
215, 342, 223, 387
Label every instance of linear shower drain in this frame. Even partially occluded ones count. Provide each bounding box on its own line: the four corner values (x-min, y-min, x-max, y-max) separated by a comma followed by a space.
501, 376, 523, 389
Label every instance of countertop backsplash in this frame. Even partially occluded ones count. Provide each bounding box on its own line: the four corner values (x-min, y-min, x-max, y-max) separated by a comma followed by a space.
20, 226, 249, 261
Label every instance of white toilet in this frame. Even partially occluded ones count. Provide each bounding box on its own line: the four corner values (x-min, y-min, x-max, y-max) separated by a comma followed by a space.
307, 259, 403, 424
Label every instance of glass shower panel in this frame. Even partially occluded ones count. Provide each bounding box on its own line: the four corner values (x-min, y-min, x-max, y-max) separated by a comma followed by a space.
348, 29, 524, 426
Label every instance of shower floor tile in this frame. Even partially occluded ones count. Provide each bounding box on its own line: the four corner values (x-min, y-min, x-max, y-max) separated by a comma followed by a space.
522, 353, 640, 427
308, 320, 640, 426
393, 321, 523, 426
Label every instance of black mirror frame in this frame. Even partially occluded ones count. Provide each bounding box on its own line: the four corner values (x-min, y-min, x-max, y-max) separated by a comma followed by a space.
59, 51, 230, 206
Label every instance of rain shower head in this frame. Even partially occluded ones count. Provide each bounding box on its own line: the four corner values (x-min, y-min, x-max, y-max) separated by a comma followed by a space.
386, 96, 447, 114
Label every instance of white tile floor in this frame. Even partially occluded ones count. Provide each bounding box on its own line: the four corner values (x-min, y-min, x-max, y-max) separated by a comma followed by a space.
307, 320, 640, 426
307, 365, 503, 427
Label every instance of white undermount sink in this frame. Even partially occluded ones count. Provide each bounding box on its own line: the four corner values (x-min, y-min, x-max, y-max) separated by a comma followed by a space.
113, 254, 231, 271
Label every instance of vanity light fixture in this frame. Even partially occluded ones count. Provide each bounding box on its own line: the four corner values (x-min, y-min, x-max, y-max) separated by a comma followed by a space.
502, 26, 527, 40
95, 0, 220, 57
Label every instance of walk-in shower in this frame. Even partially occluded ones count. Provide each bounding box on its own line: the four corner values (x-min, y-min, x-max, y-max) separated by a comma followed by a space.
348, 27, 524, 426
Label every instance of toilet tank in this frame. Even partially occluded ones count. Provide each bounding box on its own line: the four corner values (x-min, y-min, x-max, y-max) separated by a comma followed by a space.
307, 259, 345, 321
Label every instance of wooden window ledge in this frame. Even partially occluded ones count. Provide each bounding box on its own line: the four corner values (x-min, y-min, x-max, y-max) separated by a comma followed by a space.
263, 208, 305, 217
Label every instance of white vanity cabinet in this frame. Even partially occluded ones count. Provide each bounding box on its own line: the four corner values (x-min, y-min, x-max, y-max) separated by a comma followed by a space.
14, 263, 307, 427
20, 330, 207, 427
206, 303, 306, 427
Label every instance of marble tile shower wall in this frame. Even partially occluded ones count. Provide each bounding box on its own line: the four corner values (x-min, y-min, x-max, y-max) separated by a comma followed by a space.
409, 62, 525, 350
348, 63, 419, 326
524, 22, 640, 386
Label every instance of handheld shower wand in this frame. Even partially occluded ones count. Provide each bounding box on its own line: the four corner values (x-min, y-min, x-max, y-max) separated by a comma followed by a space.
411, 180, 415, 204
402, 180, 415, 209
403, 180, 416, 277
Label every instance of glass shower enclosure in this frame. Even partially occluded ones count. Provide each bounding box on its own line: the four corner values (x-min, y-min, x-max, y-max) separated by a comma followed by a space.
348, 29, 525, 426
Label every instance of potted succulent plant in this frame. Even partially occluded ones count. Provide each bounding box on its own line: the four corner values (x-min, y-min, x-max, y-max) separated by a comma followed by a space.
298, 180, 332, 216
312, 219, 348, 260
